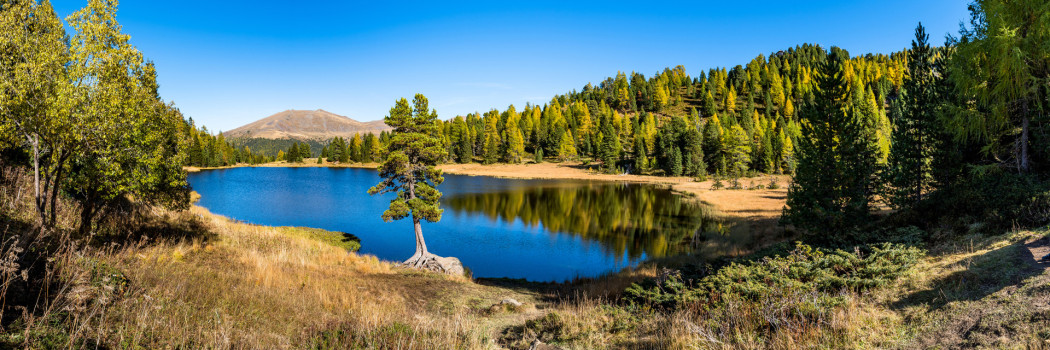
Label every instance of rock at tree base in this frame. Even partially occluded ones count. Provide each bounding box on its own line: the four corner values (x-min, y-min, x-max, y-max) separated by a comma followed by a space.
403, 253, 464, 276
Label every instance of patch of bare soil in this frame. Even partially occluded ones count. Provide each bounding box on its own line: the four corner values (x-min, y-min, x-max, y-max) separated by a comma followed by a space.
1024, 235, 1050, 268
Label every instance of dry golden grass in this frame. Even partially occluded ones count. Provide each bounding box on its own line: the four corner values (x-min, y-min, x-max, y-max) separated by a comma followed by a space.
42, 206, 548, 349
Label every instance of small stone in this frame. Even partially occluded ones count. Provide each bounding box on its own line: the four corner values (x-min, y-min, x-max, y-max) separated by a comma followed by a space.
529, 339, 562, 350
500, 298, 523, 307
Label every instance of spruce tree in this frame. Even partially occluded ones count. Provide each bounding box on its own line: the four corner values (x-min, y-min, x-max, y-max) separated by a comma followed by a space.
886, 23, 938, 210
683, 129, 705, 177
633, 139, 648, 174
287, 143, 299, 162
669, 146, 683, 176
703, 115, 725, 174
598, 117, 620, 171
783, 48, 880, 240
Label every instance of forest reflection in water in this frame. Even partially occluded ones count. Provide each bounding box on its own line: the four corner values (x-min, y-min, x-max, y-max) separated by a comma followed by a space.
445, 182, 778, 262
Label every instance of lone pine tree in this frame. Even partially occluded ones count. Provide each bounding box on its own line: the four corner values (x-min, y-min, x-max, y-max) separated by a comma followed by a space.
368, 94, 462, 274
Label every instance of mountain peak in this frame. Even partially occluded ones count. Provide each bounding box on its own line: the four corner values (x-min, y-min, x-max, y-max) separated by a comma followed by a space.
225, 110, 391, 140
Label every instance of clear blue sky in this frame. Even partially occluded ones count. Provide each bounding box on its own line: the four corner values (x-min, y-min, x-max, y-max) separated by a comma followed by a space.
51, 1, 970, 132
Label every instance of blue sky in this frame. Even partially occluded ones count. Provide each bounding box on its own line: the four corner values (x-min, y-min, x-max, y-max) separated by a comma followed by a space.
51, 1, 971, 132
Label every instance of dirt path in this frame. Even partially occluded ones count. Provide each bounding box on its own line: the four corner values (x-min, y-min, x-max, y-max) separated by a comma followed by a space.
1025, 235, 1050, 267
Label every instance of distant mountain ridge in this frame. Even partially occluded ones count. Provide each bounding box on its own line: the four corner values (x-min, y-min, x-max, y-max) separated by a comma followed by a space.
225, 109, 391, 140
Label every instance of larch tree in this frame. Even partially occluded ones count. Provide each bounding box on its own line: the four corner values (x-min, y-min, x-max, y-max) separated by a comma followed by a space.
557, 130, 578, 162
725, 124, 752, 176
349, 134, 362, 162
503, 113, 526, 163
945, 0, 1049, 173
368, 94, 460, 273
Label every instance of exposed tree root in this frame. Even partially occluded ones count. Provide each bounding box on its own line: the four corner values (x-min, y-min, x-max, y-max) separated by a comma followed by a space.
402, 252, 464, 276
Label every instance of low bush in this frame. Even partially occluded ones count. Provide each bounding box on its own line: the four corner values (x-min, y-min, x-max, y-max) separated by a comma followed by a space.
625, 242, 924, 310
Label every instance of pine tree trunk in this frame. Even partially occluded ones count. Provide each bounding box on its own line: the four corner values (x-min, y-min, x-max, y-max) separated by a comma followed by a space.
413, 216, 428, 257
405, 179, 430, 264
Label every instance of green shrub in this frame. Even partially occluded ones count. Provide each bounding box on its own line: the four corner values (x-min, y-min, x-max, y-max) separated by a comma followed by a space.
624, 269, 703, 310
624, 242, 924, 310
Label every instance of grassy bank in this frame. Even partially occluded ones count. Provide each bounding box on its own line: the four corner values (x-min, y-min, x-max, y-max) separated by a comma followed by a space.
2, 204, 552, 348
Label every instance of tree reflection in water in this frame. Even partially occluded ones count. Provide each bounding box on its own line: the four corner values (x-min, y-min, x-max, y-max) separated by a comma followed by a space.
445, 182, 779, 262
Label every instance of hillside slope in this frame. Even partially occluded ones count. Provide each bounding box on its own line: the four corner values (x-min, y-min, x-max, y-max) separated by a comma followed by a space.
225, 109, 391, 140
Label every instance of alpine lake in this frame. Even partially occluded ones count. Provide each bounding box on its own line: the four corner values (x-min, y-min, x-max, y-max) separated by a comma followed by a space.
187, 167, 777, 281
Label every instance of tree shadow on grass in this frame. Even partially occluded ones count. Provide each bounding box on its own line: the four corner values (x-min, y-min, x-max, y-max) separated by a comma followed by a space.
891, 233, 1050, 349
558, 162, 602, 173
87, 202, 217, 250
893, 238, 1044, 312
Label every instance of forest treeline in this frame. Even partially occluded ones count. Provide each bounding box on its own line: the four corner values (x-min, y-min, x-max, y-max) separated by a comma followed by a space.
424, 46, 900, 178
275, 44, 904, 179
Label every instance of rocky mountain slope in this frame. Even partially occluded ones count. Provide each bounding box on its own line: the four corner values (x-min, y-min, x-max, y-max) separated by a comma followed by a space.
225, 109, 390, 140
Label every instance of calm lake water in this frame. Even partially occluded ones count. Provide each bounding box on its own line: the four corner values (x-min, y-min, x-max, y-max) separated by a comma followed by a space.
187, 167, 768, 281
